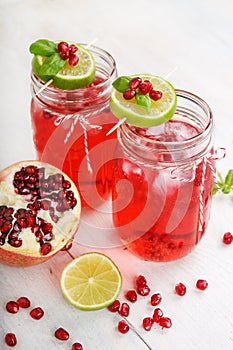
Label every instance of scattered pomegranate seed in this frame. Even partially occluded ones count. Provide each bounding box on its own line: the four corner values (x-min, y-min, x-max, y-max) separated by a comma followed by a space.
222, 232, 233, 245
149, 89, 163, 101
72, 343, 83, 350
126, 290, 137, 303
136, 284, 150, 296
123, 89, 136, 100
129, 77, 142, 90
118, 320, 130, 334
6, 301, 19, 314
108, 299, 120, 312
151, 293, 162, 306
30, 307, 44, 320
152, 308, 163, 323
159, 317, 172, 329
5, 333, 17, 347
17, 296, 31, 308
119, 302, 130, 317
175, 282, 186, 296
142, 317, 154, 331
196, 279, 208, 290
135, 275, 147, 286
54, 327, 69, 341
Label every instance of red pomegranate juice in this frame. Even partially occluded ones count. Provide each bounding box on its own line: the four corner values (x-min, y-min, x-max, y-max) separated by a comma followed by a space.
112, 90, 215, 261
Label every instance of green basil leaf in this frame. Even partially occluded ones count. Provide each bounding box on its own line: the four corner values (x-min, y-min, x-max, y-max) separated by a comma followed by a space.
224, 169, 233, 187
39, 53, 66, 76
29, 39, 57, 56
135, 93, 152, 112
112, 76, 130, 92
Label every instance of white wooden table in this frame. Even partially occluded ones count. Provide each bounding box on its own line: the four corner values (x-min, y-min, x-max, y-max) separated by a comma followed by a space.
1, 0, 233, 349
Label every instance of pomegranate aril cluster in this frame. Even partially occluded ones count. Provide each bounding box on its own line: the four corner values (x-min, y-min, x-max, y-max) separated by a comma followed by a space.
57, 41, 79, 66
0, 165, 78, 255
123, 77, 163, 102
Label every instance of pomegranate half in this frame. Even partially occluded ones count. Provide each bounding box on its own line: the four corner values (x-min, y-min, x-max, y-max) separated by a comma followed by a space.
0, 160, 81, 267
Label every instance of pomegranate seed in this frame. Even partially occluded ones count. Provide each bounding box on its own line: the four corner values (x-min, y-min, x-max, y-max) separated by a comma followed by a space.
138, 82, 151, 95
41, 222, 53, 233
136, 284, 150, 296
142, 317, 154, 331
123, 89, 136, 100
119, 302, 130, 317
6, 301, 19, 314
159, 317, 172, 329
196, 279, 208, 290
151, 293, 162, 306
30, 307, 44, 320
108, 299, 120, 312
149, 89, 163, 101
135, 275, 147, 286
175, 282, 186, 296
222, 232, 233, 245
60, 51, 70, 60
152, 308, 163, 323
69, 54, 79, 66
57, 41, 69, 52
63, 180, 71, 189
118, 320, 130, 334
72, 343, 83, 350
5, 333, 17, 347
126, 290, 137, 303
54, 327, 69, 341
40, 242, 52, 255
69, 44, 78, 55
129, 77, 142, 90
17, 296, 31, 308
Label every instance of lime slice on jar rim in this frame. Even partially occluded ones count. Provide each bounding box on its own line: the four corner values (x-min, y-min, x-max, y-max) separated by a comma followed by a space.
60, 252, 122, 311
32, 43, 96, 90
109, 74, 177, 128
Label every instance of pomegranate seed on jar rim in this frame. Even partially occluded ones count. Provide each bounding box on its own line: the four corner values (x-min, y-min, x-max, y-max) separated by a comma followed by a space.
118, 320, 130, 334
196, 279, 208, 290
175, 282, 186, 296
5, 333, 17, 347
6, 301, 19, 314
54, 327, 69, 341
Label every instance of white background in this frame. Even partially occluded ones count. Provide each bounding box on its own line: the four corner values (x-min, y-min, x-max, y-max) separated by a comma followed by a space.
0, 1, 233, 349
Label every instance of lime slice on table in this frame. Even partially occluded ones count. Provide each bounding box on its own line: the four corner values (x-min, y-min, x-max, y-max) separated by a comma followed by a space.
60, 252, 122, 311
110, 74, 177, 127
32, 43, 96, 90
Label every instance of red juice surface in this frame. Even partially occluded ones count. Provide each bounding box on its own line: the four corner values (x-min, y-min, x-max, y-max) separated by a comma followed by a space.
112, 120, 214, 261
31, 76, 118, 207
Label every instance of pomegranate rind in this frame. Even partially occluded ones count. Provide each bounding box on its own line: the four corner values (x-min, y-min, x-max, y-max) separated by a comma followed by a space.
60, 252, 122, 311
0, 160, 81, 267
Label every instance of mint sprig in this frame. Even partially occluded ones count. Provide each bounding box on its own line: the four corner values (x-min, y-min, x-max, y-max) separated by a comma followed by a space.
112, 76, 131, 92
29, 39, 57, 56
213, 169, 233, 195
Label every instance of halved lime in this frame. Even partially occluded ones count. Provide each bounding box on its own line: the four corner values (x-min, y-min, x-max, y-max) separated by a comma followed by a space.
60, 252, 122, 311
32, 43, 96, 90
110, 74, 177, 127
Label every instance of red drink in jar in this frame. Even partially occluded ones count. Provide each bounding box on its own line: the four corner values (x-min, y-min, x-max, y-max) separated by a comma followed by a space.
112, 90, 215, 261
30, 45, 118, 207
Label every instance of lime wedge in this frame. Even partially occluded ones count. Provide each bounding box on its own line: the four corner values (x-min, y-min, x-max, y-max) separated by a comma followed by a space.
110, 74, 177, 127
32, 43, 96, 90
60, 252, 122, 311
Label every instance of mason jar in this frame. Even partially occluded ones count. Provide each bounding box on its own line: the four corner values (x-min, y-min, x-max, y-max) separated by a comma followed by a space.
30, 45, 118, 208
112, 90, 215, 262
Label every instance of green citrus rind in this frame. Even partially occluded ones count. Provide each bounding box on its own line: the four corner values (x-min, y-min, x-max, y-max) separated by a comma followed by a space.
32, 43, 96, 90
110, 74, 177, 127
60, 252, 122, 311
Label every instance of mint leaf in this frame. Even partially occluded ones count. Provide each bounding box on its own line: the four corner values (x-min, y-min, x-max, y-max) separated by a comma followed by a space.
224, 169, 233, 187
135, 94, 152, 112
112, 76, 130, 93
29, 39, 57, 56
39, 53, 66, 76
